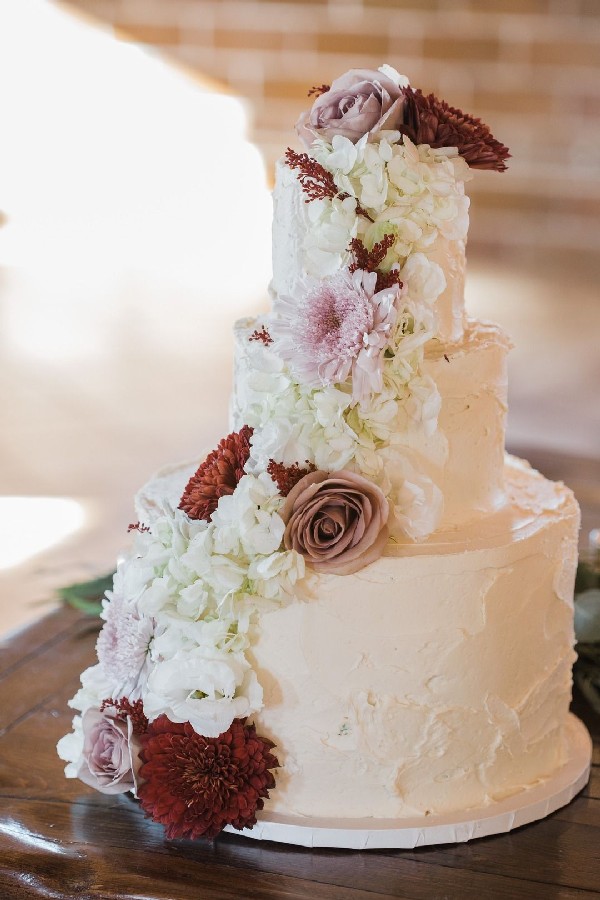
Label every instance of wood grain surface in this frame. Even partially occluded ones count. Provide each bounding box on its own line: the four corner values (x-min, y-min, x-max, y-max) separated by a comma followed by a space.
1, 451, 599, 900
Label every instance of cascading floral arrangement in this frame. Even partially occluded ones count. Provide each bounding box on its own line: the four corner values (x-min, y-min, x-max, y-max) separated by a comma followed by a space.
58, 64, 508, 840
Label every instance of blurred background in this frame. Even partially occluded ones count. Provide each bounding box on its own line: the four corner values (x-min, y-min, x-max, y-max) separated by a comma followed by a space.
0, 0, 599, 635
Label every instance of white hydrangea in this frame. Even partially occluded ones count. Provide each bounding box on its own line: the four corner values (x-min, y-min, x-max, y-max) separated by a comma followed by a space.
312, 134, 471, 289
61, 462, 308, 750
211, 472, 284, 558
241, 341, 358, 473
400, 252, 446, 306
248, 550, 307, 601
303, 194, 358, 279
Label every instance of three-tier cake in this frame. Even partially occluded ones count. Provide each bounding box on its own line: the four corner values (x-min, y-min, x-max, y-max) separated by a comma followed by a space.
58, 65, 589, 846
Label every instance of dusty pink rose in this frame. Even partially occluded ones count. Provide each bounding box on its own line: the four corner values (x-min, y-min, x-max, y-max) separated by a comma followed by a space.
77, 708, 141, 795
296, 68, 407, 148
281, 470, 389, 575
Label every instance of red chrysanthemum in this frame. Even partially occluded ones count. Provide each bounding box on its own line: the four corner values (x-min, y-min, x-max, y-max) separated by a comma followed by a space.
402, 87, 511, 172
137, 716, 279, 840
179, 425, 253, 522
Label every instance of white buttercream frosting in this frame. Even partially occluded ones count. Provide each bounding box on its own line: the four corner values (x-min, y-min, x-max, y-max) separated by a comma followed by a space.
248, 457, 579, 818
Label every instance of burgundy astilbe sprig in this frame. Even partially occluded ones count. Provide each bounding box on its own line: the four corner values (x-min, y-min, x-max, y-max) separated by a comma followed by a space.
137, 716, 279, 840
308, 84, 330, 98
349, 234, 395, 272
127, 521, 150, 534
401, 88, 510, 172
179, 425, 253, 522
284, 148, 374, 221
267, 459, 317, 497
100, 697, 149, 735
348, 234, 402, 292
285, 147, 339, 202
249, 325, 273, 346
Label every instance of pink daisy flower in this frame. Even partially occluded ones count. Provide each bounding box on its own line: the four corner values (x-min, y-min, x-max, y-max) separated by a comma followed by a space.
271, 269, 400, 402
96, 592, 154, 697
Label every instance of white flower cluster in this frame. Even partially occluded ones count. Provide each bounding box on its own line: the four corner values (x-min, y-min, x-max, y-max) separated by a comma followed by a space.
241, 132, 471, 536
237, 332, 441, 539
59, 113, 472, 778
59, 474, 306, 773
310, 133, 471, 280
240, 341, 357, 473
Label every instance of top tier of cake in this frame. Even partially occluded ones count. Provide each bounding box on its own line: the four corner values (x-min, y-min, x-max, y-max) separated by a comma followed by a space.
248, 68, 512, 543
270, 158, 467, 344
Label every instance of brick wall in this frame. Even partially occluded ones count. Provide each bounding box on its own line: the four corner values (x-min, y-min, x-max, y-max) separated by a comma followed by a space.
61, 0, 600, 255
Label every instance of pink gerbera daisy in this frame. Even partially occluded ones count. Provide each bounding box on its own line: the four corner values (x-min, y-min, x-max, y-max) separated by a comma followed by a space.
96, 593, 153, 695
271, 269, 400, 401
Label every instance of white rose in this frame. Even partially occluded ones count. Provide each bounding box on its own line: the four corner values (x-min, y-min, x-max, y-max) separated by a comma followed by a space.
143, 649, 262, 738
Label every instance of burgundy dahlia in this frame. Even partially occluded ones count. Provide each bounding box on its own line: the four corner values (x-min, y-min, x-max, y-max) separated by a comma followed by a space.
179, 425, 253, 522
402, 87, 510, 172
137, 716, 279, 840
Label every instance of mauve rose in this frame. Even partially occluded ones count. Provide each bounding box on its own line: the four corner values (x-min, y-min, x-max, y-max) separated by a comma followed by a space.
281, 470, 389, 575
296, 67, 408, 148
77, 708, 141, 795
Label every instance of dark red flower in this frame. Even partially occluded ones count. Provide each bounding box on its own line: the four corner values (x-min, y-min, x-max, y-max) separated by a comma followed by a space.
267, 459, 316, 497
401, 88, 511, 172
285, 147, 374, 221
100, 697, 149, 735
137, 716, 279, 840
348, 234, 402, 292
179, 425, 253, 522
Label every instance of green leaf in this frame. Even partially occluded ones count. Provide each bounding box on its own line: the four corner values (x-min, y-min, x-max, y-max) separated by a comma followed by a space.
57, 571, 116, 616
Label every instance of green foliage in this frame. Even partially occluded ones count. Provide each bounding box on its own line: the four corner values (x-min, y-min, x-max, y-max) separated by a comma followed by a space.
57, 571, 115, 616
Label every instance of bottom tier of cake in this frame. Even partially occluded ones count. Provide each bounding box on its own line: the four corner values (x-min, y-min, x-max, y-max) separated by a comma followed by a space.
223, 713, 591, 848
247, 456, 579, 819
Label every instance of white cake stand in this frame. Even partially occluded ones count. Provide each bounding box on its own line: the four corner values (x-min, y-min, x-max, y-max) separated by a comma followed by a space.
223, 714, 592, 850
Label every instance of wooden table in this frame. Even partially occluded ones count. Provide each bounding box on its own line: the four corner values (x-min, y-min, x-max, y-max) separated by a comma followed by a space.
1, 449, 600, 900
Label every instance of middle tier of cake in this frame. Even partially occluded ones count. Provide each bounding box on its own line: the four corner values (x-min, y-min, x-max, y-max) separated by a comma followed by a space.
230, 317, 512, 533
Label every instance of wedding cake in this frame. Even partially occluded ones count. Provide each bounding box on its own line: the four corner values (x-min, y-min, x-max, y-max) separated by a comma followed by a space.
58, 65, 584, 844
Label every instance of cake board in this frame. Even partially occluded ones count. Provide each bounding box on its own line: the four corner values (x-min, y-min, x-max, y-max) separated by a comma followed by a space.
223, 714, 592, 850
